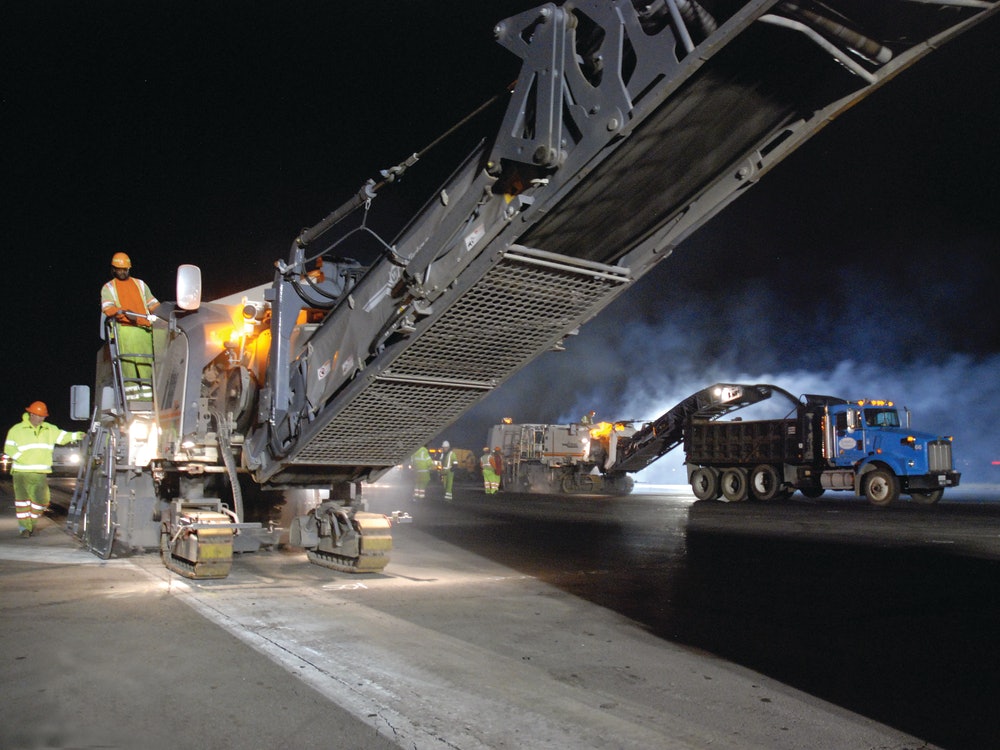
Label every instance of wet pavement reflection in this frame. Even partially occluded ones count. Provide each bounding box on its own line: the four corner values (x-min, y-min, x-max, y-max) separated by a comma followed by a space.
405, 483, 1000, 750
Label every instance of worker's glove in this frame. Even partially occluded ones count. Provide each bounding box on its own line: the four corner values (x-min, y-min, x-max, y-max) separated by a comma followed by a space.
116, 312, 130, 323
146, 314, 158, 324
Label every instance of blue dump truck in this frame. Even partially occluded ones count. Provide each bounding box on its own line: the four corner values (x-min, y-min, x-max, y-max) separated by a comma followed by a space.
596, 384, 960, 506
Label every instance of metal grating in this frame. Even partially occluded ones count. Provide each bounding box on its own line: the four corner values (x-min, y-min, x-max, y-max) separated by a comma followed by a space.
388, 250, 628, 381
292, 249, 629, 465
293, 380, 486, 465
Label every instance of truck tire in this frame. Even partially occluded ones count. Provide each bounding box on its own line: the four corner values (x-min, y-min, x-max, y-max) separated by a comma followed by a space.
720, 468, 748, 502
910, 489, 943, 505
800, 486, 825, 499
690, 467, 720, 501
864, 468, 899, 506
749, 464, 781, 501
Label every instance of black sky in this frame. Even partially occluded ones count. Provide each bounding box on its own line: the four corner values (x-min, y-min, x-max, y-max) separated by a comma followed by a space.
4, 2, 999, 479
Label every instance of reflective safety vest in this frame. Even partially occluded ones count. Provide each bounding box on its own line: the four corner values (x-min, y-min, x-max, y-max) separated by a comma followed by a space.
3, 414, 84, 473
101, 276, 158, 328
411, 447, 433, 473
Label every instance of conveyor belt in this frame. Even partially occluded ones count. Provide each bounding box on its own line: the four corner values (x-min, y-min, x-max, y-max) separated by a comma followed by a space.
611, 383, 792, 474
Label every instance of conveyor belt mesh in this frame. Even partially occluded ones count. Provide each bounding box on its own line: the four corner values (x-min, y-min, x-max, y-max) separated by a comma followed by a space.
292, 251, 629, 465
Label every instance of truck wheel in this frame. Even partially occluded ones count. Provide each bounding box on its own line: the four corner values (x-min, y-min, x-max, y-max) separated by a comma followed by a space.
800, 486, 825, 499
690, 468, 720, 501
720, 468, 748, 502
749, 464, 781, 501
910, 489, 943, 505
864, 469, 899, 506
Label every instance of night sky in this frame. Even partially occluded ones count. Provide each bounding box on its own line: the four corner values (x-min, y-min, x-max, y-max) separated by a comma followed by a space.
5, 2, 999, 482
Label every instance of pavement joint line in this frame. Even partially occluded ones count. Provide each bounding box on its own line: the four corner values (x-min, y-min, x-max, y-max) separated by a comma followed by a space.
124, 556, 434, 750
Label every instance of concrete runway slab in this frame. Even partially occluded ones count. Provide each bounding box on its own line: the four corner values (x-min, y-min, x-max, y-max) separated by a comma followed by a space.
0, 485, 940, 750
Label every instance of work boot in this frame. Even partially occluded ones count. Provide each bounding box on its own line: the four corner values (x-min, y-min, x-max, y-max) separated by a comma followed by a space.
19, 529, 29, 538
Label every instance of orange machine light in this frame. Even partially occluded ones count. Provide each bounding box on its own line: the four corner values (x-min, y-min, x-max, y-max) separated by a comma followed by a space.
589, 421, 615, 439
207, 324, 238, 350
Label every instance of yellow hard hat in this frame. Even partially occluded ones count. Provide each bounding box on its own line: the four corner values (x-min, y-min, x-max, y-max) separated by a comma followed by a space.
26, 401, 49, 417
111, 252, 132, 269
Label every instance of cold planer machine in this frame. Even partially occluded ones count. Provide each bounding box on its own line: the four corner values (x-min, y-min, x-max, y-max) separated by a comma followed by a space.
67, 1, 998, 577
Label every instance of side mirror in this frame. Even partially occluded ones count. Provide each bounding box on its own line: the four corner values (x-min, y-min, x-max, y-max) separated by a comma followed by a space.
70, 385, 91, 421
176, 264, 202, 310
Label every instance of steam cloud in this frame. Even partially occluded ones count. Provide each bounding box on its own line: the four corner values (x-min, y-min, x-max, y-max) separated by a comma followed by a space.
449, 266, 1000, 487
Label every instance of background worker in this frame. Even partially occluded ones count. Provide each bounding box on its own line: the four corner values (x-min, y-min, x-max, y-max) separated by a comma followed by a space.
4, 401, 85, 537
411, 444, 433, 501
100, 252, 159, 400
491, 446, 504, 490
440, 440, 458, 501
480, 446, 499, 495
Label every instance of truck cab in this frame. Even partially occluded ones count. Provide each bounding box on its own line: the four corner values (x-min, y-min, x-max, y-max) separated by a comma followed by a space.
826, 400, 959, 505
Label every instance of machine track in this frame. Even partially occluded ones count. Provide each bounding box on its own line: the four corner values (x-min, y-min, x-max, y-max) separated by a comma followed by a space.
159, 516, 236, 580
305, 548, 390, 574
302, 511, 393, 574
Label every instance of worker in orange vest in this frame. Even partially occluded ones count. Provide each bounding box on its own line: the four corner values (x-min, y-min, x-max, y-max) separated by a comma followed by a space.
100, 252, 159, 400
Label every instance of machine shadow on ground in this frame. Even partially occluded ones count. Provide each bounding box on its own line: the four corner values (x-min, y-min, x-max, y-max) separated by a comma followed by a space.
419, 488, 1000, 750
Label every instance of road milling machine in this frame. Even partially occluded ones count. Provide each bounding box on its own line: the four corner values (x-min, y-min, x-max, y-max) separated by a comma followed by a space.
66, 1, 998, 577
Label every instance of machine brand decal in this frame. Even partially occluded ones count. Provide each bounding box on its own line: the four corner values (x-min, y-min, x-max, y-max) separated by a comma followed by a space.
341, 355, 355, 375
464, 224, 485, 251
838, 436, 857, 450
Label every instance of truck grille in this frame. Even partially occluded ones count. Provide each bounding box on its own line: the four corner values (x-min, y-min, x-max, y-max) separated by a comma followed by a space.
928, 440, 954, 473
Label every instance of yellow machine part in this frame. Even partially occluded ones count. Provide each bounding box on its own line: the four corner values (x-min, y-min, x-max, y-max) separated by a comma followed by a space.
161, 510, 235, 580
306, 512, 393, 574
